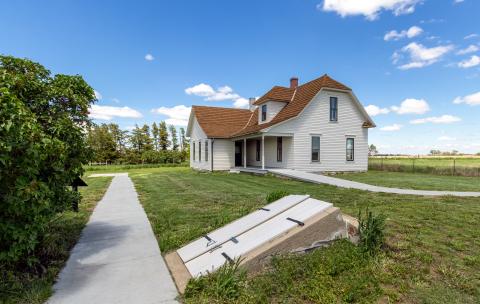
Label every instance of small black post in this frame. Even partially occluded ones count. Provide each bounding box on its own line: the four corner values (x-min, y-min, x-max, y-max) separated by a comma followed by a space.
71, 177, 88, 212
453, 159, 456, 176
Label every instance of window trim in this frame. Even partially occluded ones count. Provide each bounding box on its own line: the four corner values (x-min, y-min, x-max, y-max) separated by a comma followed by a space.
199, 139, 202, 162
192, 141, 196, 161
261, 104, 267, 122
277, 137, 282, 162
311, 136, 320, 162
205, 140, 209, 162
256, 140, 261, 161
346, 138, 355, 161
330, 97, 338, 122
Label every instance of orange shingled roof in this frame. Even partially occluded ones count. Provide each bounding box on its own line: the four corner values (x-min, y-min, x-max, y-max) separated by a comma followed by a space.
191, 74, 369, 139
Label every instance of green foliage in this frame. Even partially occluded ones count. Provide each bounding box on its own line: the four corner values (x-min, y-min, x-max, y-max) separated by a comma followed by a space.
0, 55, 94, 265
357, 209, 386, 256
185, 258, 247, 301
159, 121, 169, 150
169, 125, 179, 151
265, 190, 290, 203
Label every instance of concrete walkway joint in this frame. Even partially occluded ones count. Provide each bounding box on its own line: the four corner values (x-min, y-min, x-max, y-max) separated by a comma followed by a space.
48, 173, 178, 304
269, 169, 480, 197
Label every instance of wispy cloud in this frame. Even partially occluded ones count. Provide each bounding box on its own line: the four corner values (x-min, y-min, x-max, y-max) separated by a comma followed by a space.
464, 33, 479, 40
395, 42, 454, 70
380, 124, 403, 131
453, 0, 464, 4
319, 0, 422, 20
94, 90, 102, 100
410, 115, 461, 124
456, 45, 479, 55
384, 26, 423, 41
185, 83, 249, 108
458, 55, 480, 68
88, 105, 143, 120
151, 105, 191, 126
453, 91, 480, 106
438, 136, 456, 141
145, 53, 155, 61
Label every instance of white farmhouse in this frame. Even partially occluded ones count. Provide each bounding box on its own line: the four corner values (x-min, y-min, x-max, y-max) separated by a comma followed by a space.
186, 74, 375, 172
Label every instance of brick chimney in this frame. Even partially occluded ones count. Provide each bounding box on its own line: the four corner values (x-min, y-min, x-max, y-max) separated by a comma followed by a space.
290, 77, 299, 89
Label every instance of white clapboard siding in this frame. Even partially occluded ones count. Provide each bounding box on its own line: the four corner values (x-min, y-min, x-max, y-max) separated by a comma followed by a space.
258, 101, 287, 124
189, 117, 211, 171
212, 139, 234, 170
269, 90, 368, 172
177, 194, 309, 263
185, 198, 332, 277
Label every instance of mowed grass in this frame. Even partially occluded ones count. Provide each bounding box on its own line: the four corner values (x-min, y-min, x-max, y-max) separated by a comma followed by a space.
0, 176, 112, 304
336, 171, 480, 192
370, 157, 480, 168
130, 167, 480, 303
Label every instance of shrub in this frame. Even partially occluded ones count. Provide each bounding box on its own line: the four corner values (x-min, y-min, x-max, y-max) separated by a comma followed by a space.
266, 190, 290, 203
0, 56, 94, 265
184, 258, 246, 301
357, 209, 386, 256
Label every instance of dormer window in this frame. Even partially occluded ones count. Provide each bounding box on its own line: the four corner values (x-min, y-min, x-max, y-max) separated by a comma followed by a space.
330, 97, 338, 122
261, 104, 267, 121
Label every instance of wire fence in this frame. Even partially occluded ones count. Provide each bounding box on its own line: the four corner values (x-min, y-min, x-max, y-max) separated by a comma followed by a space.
369, 157, 480, 177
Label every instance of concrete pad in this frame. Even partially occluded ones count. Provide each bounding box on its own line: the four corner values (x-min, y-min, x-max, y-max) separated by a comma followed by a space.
269, 169, 480, 197
48, 175, 178, 304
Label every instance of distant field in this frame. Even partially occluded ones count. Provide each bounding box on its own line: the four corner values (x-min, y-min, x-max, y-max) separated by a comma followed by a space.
369, 157, 480, 176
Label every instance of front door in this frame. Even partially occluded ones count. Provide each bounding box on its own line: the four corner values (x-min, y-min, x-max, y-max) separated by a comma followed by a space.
235, 141, 243, 167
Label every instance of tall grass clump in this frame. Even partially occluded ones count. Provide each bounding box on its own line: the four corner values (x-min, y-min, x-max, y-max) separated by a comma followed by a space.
184, 258, 246, 302
357, 209, 386, 256
265, 190, 290, 203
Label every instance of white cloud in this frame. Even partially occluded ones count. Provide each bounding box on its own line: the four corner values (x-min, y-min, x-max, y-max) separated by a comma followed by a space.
453, 0, 464, 4
380, 124, 403, 131
88, 105, 143, 120
364, 105, 390, 116
151, 105, 191, 126
390, 98, 430, 114
410, 115, 461, 124
458, 55, 480, 68
464, 33, 479, 40
456, 45, 479, 55
94, 90, 102, 100
384, 26, 423, 41
185, 83, 249, 108
396, 42, 454, 70
145, 54, 155, 61
453, 91, 480, 106
438, 136, 456, 141
319, 0, 421, 20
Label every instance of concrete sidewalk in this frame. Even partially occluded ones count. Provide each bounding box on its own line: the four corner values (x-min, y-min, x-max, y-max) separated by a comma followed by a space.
48, 174, 178, 304
269, 169, 480, 197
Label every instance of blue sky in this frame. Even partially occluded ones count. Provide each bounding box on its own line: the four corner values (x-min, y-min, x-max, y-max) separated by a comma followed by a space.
1, 0, 479, 154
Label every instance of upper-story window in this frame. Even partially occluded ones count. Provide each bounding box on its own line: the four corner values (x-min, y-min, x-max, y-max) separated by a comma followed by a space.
261, 104, 267, 121
330, 97, 338, 122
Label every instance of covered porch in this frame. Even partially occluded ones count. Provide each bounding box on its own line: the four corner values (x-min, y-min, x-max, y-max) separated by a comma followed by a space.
231, 133, 293, 170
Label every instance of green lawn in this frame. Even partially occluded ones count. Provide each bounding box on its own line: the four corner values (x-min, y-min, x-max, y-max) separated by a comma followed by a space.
336, 171, 480, 192
128, 167, 480, 303
0, 176, 112, 304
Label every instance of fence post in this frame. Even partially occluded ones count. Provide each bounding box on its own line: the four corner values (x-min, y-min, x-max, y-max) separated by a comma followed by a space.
381, 158, 384, 171
453, 159, 456, 176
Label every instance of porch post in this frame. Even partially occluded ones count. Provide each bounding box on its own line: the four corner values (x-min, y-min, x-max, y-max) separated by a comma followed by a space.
261, 134, 265, 170
243, 138, 247, 168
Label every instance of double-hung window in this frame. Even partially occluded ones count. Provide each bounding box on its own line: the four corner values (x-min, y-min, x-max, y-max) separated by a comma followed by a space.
193, 141, 196, 161
330, 97, 338, 122
346, 138, 354, 161
311, 136, 320, 162
277, 137, 282, 162
261, 104, 267, 121
256, 140, 261, 161
199, 140, 202, 162
205, 140, 208, 162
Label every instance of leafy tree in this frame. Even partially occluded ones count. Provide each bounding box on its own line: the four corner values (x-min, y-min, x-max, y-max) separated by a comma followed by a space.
180, 127, 189, 151
159, 121, 170, 150
152, 122, 159, 151
108, 123, 129, 153
0, 55, 94, 264
368, 144, 378, 156
169, 125, 179, 151
87, 124, 117, 162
